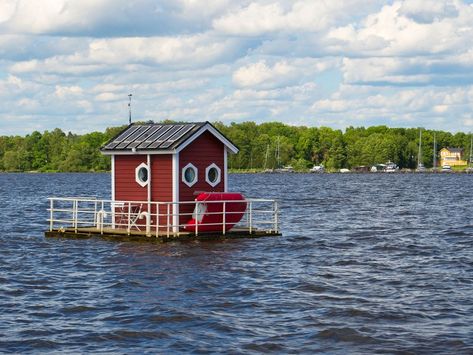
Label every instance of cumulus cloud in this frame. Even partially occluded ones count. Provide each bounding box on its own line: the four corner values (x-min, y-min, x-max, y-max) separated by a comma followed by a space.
213, 0, 385, 35
341, 55, 473, 87
232, 58, 334, 90
399, 0, 459, 23
327, 1, 473, 56
0, 0, 234, 36
2, 0, 473, 135
9, 33, 245, 77
310, 84, 473, 129
233, 60, 298, 88
54, 85, 83, 98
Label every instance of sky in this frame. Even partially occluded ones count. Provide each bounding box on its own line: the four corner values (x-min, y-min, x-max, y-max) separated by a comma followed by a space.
1, 0, 473, 135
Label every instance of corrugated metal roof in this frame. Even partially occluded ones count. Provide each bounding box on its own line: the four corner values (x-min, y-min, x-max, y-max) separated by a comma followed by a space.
101, 121, 239, 153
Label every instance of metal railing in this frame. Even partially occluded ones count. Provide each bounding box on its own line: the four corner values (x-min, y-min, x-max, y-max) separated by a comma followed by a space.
47, 197, 279, 237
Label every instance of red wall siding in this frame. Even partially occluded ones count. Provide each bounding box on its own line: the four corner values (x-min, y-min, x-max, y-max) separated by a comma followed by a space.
151, 155, 173, 202
114, 154, 173, 229
115, 155, 148, 202
150, 155, 173, 229
179, 131, 225, 223
114, 154, 173, 203
114, 131, 226, 229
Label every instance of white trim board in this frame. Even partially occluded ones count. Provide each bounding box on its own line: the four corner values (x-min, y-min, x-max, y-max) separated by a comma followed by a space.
224, 147, 228, 192
111, 155, 115, 201
175, 123, 239, 154
172, 153, 180, 233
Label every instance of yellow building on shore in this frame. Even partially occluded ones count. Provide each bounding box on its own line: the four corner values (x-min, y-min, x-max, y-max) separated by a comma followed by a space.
439, 147, 467, 167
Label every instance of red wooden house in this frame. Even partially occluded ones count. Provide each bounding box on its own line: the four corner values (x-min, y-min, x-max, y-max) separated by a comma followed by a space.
101, 122, 239, 230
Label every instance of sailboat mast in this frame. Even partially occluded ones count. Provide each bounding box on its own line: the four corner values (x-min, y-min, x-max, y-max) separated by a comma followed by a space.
417, 129, 422, 168
264, 144, 269, 170
276, 136, 281, 169
433, 132, 437, 171
470, 133, 473, 168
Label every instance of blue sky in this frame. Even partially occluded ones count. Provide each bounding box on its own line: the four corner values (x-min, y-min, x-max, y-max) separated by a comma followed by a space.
1, 0, 473, 135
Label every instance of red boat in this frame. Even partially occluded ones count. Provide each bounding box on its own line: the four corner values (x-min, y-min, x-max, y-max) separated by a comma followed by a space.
184, 192, 247, 232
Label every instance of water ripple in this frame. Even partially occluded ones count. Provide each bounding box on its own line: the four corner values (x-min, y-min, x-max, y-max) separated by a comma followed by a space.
0, 172, 473, 353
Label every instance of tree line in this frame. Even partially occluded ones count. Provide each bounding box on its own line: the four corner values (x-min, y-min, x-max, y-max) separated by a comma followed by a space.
215, 122, 472, 171
0, 121, 471, 172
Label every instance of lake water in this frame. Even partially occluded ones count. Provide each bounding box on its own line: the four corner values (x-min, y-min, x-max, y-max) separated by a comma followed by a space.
0, 172, 472, 353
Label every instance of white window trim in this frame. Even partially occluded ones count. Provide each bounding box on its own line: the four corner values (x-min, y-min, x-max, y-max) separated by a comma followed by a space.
182, 163, 198, 187
205, 163, 221, 187
135, 162, 150, 187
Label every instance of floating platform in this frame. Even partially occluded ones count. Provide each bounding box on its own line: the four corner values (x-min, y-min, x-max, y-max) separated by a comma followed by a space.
45, 226, 281, 243
46, 197, 280, 243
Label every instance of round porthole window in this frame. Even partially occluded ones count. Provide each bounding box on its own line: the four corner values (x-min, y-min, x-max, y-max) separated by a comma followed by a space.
205, 163, 221, 187
208, 167, 218, 183
138, 167, 148, 183
135, 163, 149, 187
182, 163, 198, 187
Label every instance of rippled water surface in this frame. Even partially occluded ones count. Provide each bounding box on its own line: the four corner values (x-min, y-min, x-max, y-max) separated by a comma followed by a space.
1, 172, 473, 353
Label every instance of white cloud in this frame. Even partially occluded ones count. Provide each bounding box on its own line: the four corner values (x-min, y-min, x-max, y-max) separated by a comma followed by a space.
327, 1, 473, 56
213, 0, 384, 35
399, 0, 459, 23
0, 0, 16, 23
463, 118, 473, 126
54, 85, 83, 98
9, 34, 243, 76
2, 0, 473, 135
87, 35, 238, 67
232, 58, 333, 89
95, 92, 122, 102
310, 84, 473, 129
0, 0, 234, 36
341, 55, 473, 87
434, 105, 448, 113
233, 60, 297, 88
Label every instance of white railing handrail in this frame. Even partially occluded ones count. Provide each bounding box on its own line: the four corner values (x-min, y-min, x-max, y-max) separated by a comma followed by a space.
47, 196, 279, 237
47, 196, 277, 204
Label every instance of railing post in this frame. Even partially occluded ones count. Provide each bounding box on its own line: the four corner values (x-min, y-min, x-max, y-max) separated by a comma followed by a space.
101, 200, 104, 229
222, 201, 226, 235
195, 201, 199, 236
176, 202, 180, 237
93, 200, 98, 227
100, 211, 104, 234
166, 203, 170, 238
274, 201, 279, 233
155, 203, 160, 238
127, 201, 131, 235
73, 199, 78, 233
112, 201, 116, 229
49, 199, 54, 231
249, 201, 253, 234
143, 212, 151, 237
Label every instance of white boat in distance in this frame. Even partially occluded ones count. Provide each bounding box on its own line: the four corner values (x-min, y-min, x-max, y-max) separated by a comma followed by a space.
384, 161, 398, 172
275, 165, 294, 173
441, 165, 452, 172
310, 165, 324, 173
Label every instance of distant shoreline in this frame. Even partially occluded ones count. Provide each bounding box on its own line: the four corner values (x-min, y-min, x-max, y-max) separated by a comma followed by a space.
1, 168, 471, 174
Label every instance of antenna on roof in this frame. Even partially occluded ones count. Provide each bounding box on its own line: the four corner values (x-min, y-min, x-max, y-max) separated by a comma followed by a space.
128, 94, 132, 125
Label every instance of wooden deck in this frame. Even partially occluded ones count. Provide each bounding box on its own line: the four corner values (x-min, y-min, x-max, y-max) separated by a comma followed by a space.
44, 226, 281, 243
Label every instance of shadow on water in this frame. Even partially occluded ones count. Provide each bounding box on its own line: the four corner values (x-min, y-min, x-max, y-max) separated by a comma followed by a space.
0, 172, 473, 353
